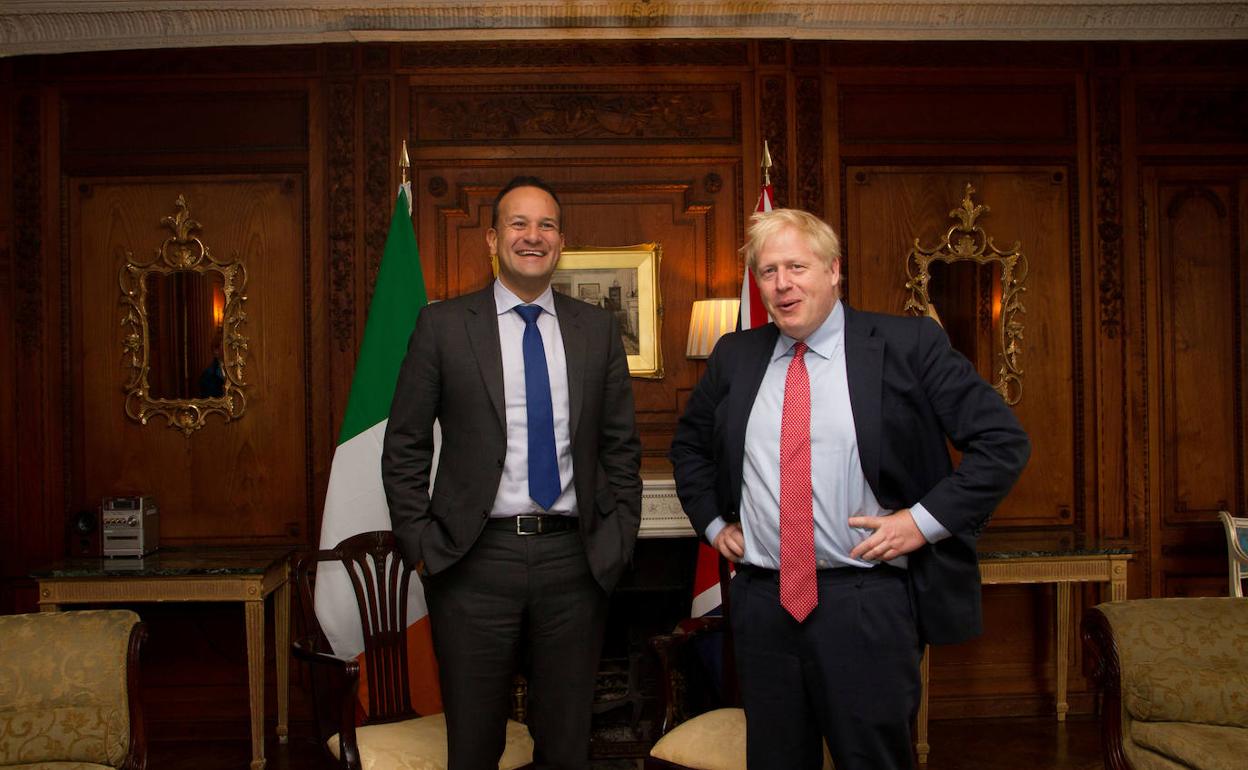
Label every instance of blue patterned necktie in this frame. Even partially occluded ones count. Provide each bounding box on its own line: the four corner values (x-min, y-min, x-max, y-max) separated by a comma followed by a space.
515, 304, 561, 509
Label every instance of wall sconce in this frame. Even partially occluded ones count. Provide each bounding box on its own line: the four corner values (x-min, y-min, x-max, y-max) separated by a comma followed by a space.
686, 298, 741, 359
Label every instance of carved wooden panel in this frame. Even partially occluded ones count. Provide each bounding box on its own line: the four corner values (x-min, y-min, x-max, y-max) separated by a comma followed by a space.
1153, 179, 1244, 526
70, 176, 308, 544
844, 167, 1078, 529
412, 85, 739, 145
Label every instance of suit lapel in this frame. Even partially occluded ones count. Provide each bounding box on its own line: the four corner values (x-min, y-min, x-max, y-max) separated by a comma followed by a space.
464, 287, 506, 430
843, 304, 884, 492
555, 292, 586, 440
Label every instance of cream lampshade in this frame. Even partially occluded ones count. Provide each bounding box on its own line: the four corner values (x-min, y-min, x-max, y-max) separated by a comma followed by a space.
686, 298, 741, 359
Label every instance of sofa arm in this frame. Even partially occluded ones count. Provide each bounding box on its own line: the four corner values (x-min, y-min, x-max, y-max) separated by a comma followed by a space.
1082, 606, 1133, 770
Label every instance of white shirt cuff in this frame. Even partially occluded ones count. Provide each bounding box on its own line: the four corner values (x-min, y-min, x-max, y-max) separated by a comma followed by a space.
704, 516, 728, 547
910, 503, 951, 543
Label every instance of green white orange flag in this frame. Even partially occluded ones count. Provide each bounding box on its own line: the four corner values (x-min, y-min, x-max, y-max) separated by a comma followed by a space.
314, 182, 442, 715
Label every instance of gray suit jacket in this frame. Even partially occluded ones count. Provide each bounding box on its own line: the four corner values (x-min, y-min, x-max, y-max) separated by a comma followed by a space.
383, 285, 643, 592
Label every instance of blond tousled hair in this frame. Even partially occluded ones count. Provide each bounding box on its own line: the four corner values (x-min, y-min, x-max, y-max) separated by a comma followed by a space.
741, 208, 842, 275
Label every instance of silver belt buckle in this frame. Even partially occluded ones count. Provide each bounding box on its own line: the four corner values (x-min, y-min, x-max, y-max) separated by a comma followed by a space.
515, 515, 541, 535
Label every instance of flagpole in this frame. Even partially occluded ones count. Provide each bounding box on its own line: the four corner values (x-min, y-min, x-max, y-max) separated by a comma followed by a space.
761, 139, 772, 188
400, 138, 410, 187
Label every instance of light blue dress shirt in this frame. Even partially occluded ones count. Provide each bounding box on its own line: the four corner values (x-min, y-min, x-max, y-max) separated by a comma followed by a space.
489, 280, 578, 516
705, 301, 949, 568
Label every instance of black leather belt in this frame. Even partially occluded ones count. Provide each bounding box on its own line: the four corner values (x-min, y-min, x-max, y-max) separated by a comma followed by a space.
486, 514, 578, 536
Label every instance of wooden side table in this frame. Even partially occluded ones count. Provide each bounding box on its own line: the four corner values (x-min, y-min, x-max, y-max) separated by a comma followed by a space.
33, 546, 293, 770
915, 548, 1132, 764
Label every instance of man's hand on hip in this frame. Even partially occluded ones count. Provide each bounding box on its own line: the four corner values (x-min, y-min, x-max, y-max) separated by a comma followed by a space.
848, 509, 926, 562
713, 522, 745, 562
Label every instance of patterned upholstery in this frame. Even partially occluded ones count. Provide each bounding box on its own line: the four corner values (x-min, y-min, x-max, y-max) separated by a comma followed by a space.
1085, 597, 1248, 770
326, 713, 533, 770
648, 707, 834, 769
0, 610, 141, 769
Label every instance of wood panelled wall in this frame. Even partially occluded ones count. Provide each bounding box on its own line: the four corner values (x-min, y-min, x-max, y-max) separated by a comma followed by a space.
2, 40, 1246, 725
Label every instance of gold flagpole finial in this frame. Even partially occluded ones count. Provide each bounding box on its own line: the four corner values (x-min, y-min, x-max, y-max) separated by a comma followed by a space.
761, 140, 773, 188
400, 139, 411, 186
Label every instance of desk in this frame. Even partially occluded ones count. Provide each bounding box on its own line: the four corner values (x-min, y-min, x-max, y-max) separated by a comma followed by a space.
33, 546, 293, 770
915, 548, 1132, 764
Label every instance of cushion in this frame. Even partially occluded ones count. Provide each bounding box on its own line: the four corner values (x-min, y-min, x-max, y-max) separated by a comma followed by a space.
1130, 721, 1248, 770
649, 707, 833, 770
0, 611, 137, 767
1125, 662, 1248, 727
327, 713, 533, 770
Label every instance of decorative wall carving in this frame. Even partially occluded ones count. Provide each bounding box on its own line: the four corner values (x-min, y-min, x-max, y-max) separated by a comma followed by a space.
327, 81, 356, 352
795, 76, 824, 215
760, 76, 788, 208
4, 3, 1243, 57
400, 41, 749, 69
759, 40, 786, 66
1095, 78, 1124, 339
363, 78, 391, 301
414, 87, 738, 143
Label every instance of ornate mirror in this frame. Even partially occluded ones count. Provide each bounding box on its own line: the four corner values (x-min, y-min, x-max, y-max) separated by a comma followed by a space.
119, 195, 248, 435
904, 184, 1027, 405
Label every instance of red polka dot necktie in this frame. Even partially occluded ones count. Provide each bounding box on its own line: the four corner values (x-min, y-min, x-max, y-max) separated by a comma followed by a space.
779, 341, 817, 622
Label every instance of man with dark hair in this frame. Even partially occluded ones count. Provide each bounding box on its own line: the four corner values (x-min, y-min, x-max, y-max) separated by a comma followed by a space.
670, 208, 1030, 770
384, 176, 642, 769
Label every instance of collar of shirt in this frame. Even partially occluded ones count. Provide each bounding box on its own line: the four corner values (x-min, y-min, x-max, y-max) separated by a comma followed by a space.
771, 298, 844, 363
493, 279, 557, 318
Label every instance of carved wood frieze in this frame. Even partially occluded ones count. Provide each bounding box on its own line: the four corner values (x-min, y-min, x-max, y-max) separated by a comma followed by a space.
327, 81, 356, 352
14, 92, 42, 354
795, 76, 824, 216
400, 41, 748, 69
5, 4, 1244, 57
363, 78, 391, 302
760, 76, 788, 208
1095, 78, 1124, 339
412, 86, 739, 144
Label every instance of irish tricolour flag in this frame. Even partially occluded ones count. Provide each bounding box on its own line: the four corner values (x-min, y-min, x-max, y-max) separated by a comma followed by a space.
314, 183, 442, 715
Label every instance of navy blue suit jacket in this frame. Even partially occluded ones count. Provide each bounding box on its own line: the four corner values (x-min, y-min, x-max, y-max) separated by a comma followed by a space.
669, 303, 1030, 645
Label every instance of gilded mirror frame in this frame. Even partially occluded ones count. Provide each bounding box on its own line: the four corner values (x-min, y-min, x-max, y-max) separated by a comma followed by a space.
119, 195, 249, 435
904, 184, 1027, 405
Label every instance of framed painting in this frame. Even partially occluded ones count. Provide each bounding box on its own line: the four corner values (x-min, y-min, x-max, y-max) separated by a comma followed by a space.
552, 243, 663, 379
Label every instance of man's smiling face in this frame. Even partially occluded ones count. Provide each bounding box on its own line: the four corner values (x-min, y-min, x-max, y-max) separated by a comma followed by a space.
753, 224, 841, 341
487, 185, 564, 302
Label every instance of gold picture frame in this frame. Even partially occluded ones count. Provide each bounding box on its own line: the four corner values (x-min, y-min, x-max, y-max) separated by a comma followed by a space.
554, 243, 663, 379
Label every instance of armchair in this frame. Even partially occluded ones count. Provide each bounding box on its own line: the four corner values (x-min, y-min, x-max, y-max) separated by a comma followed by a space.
646, 556, 832, 770
1083, 597, 1248, 770
292, 530, 533, 770
1217, 510, 1248, 598
0, 609, 146, 769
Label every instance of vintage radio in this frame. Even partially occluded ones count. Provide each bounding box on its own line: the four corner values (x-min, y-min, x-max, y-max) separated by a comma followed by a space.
102, 496, 160, 557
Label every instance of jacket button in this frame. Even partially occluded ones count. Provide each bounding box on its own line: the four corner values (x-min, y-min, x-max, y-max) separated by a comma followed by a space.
481, 510, 489, 519
497, 458, 504, 468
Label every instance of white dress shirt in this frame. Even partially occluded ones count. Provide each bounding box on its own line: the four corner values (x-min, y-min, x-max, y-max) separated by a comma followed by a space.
489, 280, 578, 516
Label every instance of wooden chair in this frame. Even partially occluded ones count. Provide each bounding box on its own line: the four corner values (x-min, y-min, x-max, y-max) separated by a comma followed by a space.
0, 609, 147, 769
1217, 510, 1248, 597
293, 530, 533, 770
646, 557, 832, 770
